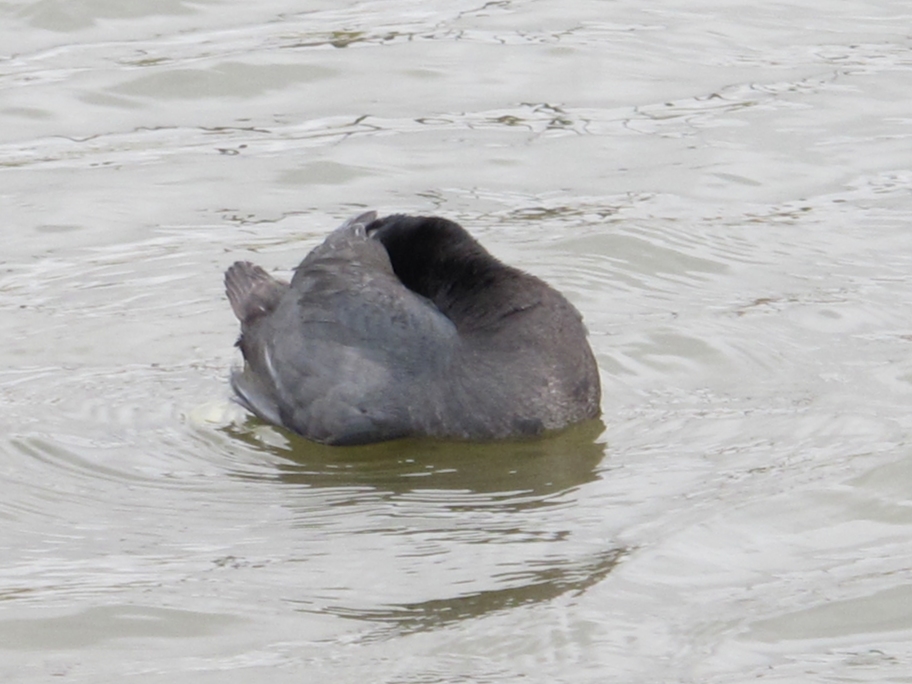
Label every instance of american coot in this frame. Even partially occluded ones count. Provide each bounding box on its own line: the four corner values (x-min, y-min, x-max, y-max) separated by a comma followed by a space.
225, 212, 601, 446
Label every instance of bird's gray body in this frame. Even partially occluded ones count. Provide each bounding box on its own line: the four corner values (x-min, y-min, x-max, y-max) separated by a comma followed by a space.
225, 212, 600, 445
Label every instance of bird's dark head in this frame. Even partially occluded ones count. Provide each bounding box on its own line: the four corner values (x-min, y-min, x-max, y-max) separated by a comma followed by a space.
366, 214, 542, 330
366, 214, 495, 300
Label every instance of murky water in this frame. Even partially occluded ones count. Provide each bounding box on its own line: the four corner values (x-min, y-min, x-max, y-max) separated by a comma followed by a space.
3, 0, 912, 681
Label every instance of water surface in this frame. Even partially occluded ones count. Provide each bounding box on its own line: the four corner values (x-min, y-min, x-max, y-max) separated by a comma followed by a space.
3, 0, 912, 681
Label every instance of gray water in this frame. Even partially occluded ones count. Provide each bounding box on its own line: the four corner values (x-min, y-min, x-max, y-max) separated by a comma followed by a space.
3, 1, 912, 681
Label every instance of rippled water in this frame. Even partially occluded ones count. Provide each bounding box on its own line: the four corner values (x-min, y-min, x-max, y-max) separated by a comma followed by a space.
3, 0, 912, 681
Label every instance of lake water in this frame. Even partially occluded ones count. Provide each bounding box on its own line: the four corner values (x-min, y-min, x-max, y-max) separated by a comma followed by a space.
3, 0, 912, 681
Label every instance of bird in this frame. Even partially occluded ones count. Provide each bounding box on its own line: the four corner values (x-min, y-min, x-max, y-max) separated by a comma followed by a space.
225, 211, 600, 446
